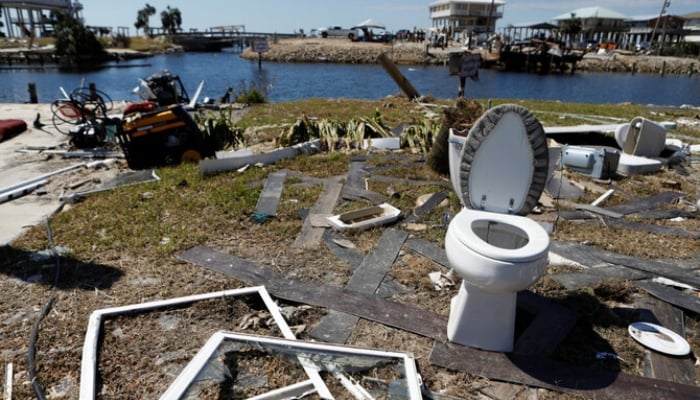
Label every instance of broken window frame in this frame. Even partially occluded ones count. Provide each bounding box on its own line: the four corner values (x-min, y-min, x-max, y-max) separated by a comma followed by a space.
160, 331, 423, 400
79, 286, 332, 399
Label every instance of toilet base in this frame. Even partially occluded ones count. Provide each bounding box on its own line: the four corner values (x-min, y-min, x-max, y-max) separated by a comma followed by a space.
447, 281, 517, 352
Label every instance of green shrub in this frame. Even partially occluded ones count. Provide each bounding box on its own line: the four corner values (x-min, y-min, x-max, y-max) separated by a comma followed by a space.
235, 81, 267, 104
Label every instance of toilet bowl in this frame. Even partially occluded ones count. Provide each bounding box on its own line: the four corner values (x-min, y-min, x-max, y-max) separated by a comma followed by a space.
445, 104, 550, 352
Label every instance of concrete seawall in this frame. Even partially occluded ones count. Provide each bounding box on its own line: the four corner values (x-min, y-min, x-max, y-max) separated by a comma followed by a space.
240, 38, 698, 75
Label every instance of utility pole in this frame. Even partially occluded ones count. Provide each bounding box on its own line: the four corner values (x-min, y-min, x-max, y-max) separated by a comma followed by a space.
485, 0, 496, 33
650, 0, 671, 55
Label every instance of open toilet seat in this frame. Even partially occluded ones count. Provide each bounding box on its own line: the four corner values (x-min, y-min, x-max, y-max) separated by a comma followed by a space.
450, 209, 549, 263
457, 104, 549, 215
445, 104, 551, 352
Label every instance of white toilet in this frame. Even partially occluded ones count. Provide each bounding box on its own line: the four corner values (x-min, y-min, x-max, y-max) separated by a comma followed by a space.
445, 104, 551, 352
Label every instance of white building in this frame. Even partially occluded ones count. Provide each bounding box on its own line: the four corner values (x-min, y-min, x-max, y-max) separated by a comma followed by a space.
552, 6, 628, 45
683, 12, 700, 43
429, 0, 506, 35
1, 0, 83, 39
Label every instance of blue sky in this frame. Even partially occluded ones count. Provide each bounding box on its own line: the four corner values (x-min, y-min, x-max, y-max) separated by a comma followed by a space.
79, 0, 698, 33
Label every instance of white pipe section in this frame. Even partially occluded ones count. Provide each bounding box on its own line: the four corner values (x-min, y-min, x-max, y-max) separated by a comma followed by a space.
590, 189, 615, 207
4, 363, 12, 400
0, 163, 85, 195
0, 179, 48, 204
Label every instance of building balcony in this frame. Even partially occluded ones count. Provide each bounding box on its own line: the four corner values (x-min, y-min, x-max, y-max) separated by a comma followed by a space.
430, 10, 502, 19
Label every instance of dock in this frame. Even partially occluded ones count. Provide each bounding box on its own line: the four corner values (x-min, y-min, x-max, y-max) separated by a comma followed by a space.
162, 27, 297, 52
495, 38, 584, 74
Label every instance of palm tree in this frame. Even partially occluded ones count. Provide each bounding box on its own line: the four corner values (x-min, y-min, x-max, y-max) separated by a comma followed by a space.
134, 4, 156, 36
160, 6, 182, 35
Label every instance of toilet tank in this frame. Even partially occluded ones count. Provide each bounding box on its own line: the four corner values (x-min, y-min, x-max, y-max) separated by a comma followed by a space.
562, 145, 620, 179
623, 117, 667, 157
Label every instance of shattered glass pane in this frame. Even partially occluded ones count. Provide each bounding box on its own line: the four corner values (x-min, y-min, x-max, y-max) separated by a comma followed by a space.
175, 333, 420, 399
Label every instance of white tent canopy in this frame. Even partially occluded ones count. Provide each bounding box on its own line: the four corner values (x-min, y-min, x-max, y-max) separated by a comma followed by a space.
352, 19, 386, 30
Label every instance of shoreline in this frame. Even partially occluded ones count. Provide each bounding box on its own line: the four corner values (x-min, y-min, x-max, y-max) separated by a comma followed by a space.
1, 39, 697, 75
239, 38, 699, 75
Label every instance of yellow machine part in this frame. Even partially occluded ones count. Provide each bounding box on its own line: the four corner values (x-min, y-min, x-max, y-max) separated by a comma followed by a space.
123, 106, 188, 138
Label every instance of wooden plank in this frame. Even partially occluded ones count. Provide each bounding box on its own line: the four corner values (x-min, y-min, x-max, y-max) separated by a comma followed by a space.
309, 310, 360, 344
548, 241, 609, 267
377, 52, 420, 99
345, 229, 408, 293
601, 253, 700, 288
311, 229, 409, 343
635, 295, 696, 385
177, 246, 578, 354
341, 185, 386, 204
345, 160, 367, 189
322, 230, 363, 269
370, 174, 451, 189
552, 266, 651, 290
405, 237, 450, 269
293, 179, 343, 249
556, 210, 597, 220
637, 209, 697, 220
179, 245, 698, 399
574, 204, 624, 219
601, 217, 700, 239
429, 341, 700, 400
636, 281, 700, 315
514, 291, 580, 356
254, 170, 287, 217
607, 192, 686, 216
177, 245, 448, 341
404, 191, 449, 223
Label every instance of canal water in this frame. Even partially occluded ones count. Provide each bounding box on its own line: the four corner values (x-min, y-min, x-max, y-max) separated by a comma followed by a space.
0, 52, 698, 106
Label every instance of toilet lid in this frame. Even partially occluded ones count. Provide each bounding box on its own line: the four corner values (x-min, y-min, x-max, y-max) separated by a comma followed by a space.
458, 104, 549, 215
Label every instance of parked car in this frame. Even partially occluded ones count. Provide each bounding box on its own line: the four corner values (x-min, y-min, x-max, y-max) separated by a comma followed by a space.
317, 26, 357, 40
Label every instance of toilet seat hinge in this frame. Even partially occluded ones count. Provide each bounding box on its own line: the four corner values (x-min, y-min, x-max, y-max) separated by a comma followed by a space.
480, 195, 487, 210
508, 198, 515, 213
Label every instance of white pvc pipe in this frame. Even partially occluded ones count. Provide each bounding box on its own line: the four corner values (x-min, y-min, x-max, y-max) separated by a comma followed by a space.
591, 189, 615, 207
4, 363, 12, 400
0, 163, 85, 195
0, 179, 48, 204
200, 140, 320, 175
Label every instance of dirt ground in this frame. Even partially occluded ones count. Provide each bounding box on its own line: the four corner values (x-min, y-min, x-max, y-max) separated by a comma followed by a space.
1, 100, 700, 399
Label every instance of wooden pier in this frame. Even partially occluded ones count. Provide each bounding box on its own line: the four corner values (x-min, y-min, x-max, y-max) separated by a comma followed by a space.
161, 28, 297, 52
495, 38, 584, 74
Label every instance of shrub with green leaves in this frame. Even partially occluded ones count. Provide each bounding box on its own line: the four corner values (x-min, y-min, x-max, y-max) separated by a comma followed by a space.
194, 108, 246, 151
